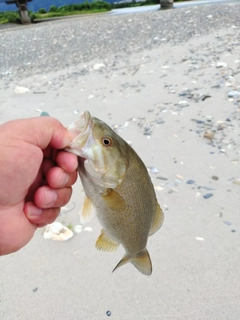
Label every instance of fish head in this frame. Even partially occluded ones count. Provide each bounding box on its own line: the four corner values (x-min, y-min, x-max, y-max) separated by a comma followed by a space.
66, 111, 128, 191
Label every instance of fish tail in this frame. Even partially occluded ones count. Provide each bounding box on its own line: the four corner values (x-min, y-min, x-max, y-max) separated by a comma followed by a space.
112, 249, 152, 276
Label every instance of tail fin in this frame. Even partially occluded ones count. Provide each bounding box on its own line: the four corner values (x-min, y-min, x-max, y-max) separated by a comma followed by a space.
112, 249, 152, 276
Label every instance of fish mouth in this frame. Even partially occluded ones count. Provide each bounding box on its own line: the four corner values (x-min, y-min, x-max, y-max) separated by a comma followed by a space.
65, 110, 93, 157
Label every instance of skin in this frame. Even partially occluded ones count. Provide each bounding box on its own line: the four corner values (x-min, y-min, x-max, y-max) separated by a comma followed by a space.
0, 117, 78, 256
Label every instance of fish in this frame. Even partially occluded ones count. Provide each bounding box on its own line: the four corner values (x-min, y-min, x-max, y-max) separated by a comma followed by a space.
66, 111, 164, 275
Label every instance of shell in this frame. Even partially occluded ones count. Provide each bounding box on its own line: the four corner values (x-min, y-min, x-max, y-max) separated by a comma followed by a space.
43, 222, 73, 241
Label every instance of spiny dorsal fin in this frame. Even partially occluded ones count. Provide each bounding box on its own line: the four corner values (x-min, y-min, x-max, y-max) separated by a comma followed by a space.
112, 249, 152, 276
80, 196, 95, 224
149, 203, 164, 236
95, 230, 120, 252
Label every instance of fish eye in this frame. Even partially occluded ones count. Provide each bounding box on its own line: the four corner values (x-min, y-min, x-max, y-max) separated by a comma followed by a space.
102, 137, 112, 147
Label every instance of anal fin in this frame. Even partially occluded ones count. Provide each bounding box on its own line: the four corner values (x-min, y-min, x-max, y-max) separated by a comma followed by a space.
95, 230, 120, 252
149, 203, 164, 236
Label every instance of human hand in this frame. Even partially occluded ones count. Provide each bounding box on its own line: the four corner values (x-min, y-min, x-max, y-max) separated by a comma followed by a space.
0, 117, 78, 255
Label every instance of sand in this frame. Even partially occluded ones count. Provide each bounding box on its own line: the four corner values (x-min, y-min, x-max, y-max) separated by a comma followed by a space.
0, 2, 240, 320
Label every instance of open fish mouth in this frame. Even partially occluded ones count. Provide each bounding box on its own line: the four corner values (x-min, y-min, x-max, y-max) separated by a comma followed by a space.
65, 111, 93, 157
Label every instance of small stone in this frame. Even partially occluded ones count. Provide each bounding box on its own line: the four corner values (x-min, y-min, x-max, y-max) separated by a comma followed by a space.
204, 132, 214, 140
32, 287, 38, 293
156, 119, 165, 124
228, 91, 240, 98
216, 62, 227, 68
223, 221, 231, 226
106, 310, 111, 316
176, 174, 184, 180
174, 179, 182, 185
233, 179, 240, 186
203, 193, 213, 199
154, 186, 164, 191
88, 94, 94, 99
74, 225, 83, 233
206, 115, 213, 121
84, 227, 93, 232
212, 176, 219, 181
93, 63, 105, 70
186, 180, 195, 184
231, 230, 236, 233
178, 100, 188, 106
40, 111, 49, 117
157, 176, 168, 180
196, 237, 204, 241
14, 86, 30, 94
147, 167, 159, 174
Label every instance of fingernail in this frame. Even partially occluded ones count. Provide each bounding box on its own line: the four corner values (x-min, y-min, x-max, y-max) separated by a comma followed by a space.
60, 172, 69, 186
45, 189, 57, 205
29, 206, 42, 216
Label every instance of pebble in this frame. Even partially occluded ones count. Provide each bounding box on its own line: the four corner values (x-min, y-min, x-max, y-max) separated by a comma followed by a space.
233, 179, 240, 186
178, 100, 188, 106
106, 310, 111, 316
74, 225, 83, 233
223, 221, 231, 226
228, 91, 240, 98
212, 176, 219, 181
93, 63, 105, 70
40, 111, 50, 117
147, 167, 159, 174
203, 193, 213, 199
204, 132, 214, 140
216, 62, 227, 68
157, 176, 168, 180
84, 227, 93, 232
14, 86, 30, 94
186, 180, 195, 184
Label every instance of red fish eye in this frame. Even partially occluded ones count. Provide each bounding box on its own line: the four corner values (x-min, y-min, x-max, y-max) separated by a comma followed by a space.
102, 137, 112, 147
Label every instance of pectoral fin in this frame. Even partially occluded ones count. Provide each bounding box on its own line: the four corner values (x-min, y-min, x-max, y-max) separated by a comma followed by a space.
95, 230, 120, 252
80, 196, 95, 224
149, 203, 164, 236
112, 249, 152, 276
102, 189, 126, 212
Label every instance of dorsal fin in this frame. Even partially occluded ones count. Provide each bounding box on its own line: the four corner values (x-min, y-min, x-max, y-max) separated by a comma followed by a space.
149, 203, 164, 236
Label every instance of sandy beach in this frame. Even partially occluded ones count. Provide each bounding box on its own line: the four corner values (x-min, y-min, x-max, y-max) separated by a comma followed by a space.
1, 2, 240, 319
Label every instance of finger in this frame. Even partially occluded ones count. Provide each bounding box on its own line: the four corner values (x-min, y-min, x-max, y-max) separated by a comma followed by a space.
1, 117, 75, 150
56, 151, 78, 173
42, 159, 56, 177
24, 202, 60, 227
0, 204, 36, 256
34, 186, 73, 209
46, 167, 77, 189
